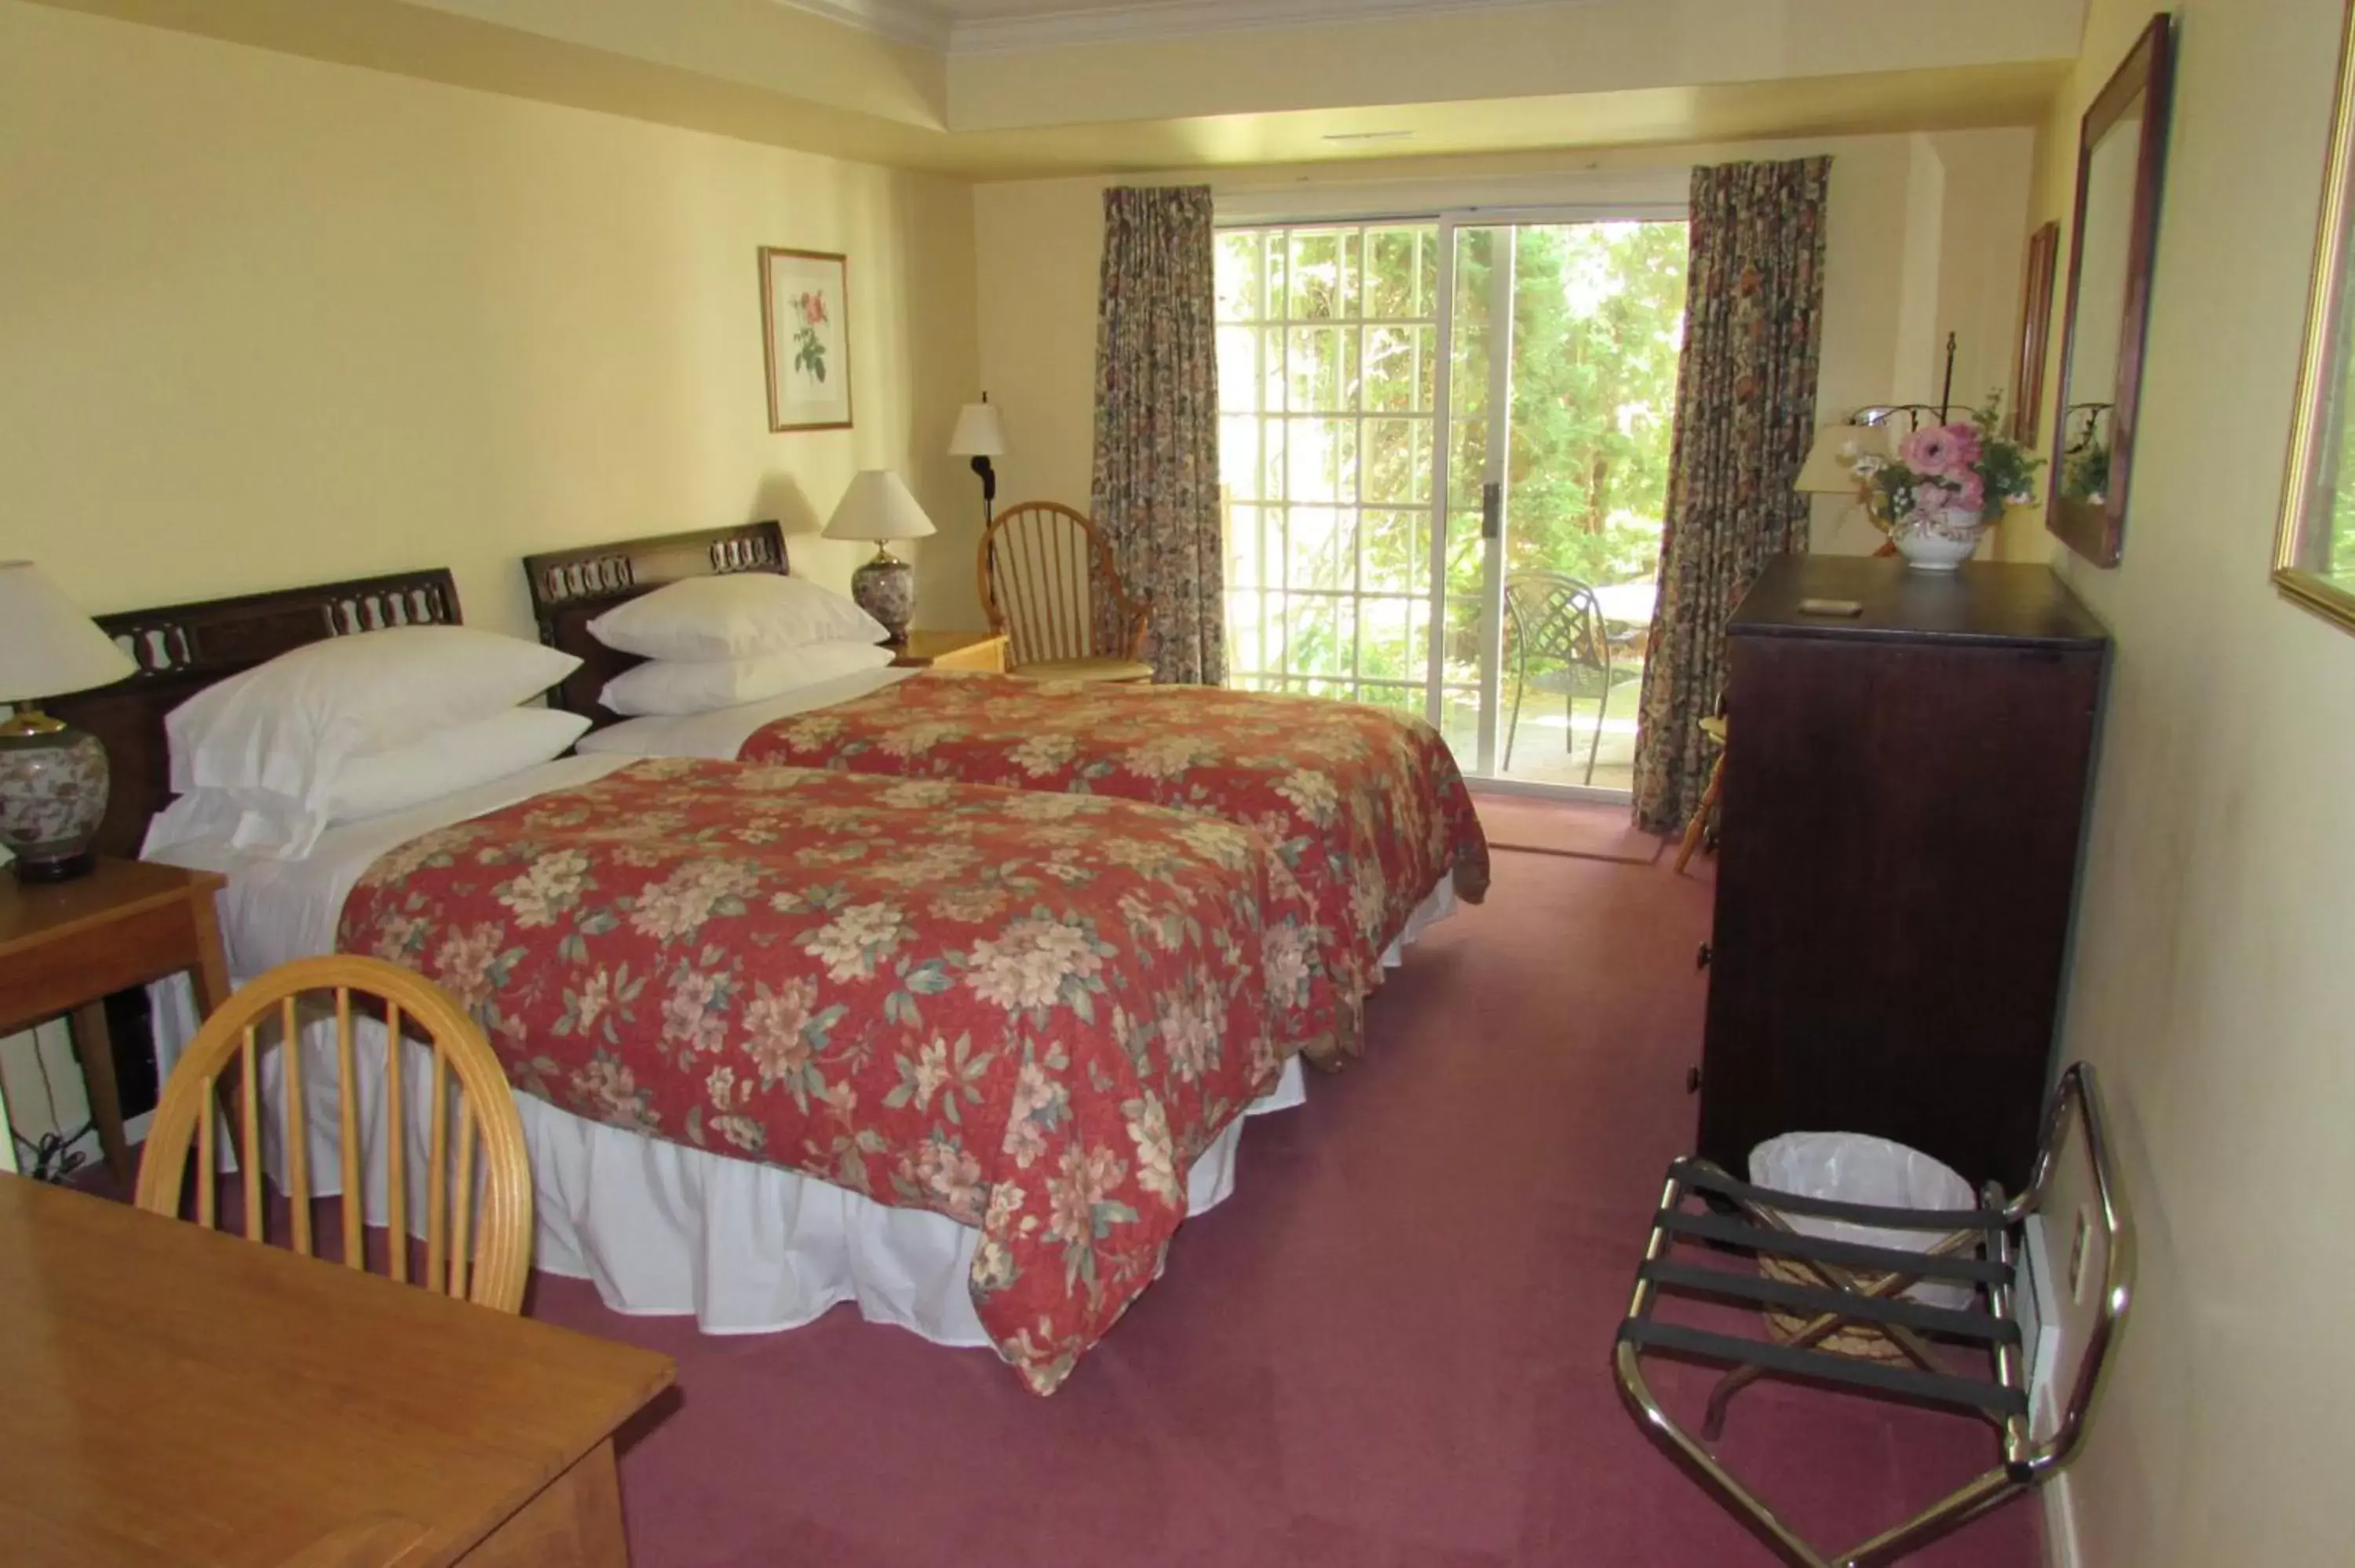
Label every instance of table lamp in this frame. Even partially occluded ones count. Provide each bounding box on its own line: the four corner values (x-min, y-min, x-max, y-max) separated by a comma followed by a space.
822, 470, 937, 643
0, 562, 137, 882
948, 395, 1006, 529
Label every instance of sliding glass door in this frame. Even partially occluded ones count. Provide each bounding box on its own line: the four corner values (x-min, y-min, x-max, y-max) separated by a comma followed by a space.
1218, 211, 1687, 797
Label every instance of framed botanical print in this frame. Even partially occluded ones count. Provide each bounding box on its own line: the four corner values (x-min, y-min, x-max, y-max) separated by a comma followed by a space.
759, 247, 853, 432
2276, 0, 2355, 632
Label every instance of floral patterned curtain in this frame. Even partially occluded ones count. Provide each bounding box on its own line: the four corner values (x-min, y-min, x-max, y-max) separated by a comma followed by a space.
1092, 185, 1225, 685
1631, 157, 1830, 833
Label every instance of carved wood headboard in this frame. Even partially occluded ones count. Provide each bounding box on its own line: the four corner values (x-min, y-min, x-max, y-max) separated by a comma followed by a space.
43, 570, 463, 859
519, 521, 789, 722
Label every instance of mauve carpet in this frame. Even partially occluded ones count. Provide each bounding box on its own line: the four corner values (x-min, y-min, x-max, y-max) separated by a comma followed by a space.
522, 796, 2042, 1568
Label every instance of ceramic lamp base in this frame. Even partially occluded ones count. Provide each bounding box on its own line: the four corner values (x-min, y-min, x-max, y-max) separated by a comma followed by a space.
852, 548, 916, 643
0, 717, 109, 883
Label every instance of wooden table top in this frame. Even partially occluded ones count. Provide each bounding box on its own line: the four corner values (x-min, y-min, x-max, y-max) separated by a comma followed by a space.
0, 1177, 674, 1568
0, 857, 223, 955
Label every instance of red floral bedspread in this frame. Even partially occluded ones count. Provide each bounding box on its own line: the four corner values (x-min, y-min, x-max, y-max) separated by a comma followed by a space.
738, 673, 1490, 1059
335, 757, 1320, 1394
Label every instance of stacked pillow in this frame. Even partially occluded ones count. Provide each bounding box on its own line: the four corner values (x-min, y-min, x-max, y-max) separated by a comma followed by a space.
155, 625, 586, 858
586, 574, 893, 717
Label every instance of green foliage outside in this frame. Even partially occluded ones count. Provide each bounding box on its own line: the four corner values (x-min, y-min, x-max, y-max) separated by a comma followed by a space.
1215, 221, 1688, 704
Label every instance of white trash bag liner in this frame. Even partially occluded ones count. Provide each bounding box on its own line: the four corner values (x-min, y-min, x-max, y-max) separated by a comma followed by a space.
1748, 1132, 1977, 1312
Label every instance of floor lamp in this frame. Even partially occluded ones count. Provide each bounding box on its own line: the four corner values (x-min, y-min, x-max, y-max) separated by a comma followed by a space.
949, 396, 1006, 531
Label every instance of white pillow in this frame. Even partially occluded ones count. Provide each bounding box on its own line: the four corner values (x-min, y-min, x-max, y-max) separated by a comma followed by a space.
586, 574, 886, 661
601, 640, 896, 717
147, 706, 591, 860
166, 625, 580, 804
327, 706, 591, 823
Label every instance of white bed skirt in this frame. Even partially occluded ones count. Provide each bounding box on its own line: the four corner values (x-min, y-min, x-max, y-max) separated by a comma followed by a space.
144, 871, 1451, 1347
148, 979, 1303, 1346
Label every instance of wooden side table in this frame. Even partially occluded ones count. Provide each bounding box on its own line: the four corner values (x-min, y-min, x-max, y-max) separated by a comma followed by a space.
0, 858, 232, 1183
890, 629, 1009, 673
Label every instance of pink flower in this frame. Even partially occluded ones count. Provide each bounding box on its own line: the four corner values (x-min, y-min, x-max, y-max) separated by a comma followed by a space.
1900, 421, 1982, 480
1911, 480, 1954, 516
1951, 472, 1986, 516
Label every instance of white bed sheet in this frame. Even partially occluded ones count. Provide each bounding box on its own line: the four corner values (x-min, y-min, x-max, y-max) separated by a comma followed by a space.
141, 750, 1304, 1344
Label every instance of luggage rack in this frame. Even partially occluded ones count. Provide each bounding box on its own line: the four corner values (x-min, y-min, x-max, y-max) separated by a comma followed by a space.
1612, 1063, 2130, 1568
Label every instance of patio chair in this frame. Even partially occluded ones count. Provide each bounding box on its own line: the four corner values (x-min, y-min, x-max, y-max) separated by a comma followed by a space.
1612, 1062, 2132, 1567
1502, 572, 1624, 783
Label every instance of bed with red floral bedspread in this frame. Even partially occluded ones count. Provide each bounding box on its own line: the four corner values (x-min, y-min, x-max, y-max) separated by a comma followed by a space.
737, 673, 1489, 1060
335, 757, 1323, 1394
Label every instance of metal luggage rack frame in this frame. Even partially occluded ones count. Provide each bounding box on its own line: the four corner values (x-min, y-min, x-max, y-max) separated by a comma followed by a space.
1612, 1063, 2132, 1568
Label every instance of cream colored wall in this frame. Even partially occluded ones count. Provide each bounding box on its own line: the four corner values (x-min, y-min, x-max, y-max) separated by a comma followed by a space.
972, 128, 2032, 559
0, 0, 982, 640
0, 0, 982, 1164
2025, 2, 2355, 1564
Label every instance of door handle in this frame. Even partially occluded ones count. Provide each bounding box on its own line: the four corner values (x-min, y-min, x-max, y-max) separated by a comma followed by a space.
1481, 481, 1502, 542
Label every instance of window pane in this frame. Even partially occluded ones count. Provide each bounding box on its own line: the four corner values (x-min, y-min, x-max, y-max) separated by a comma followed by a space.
1287, 420, 1351, 505
1286, 326, 1357, 412
1217, 231, 1263, 322
1220, 415, 1261, 501
1226, 501, 1261, 587
1287, 597, 1355, 679
1226, 588, 1263, 673
1288, 232, 1347, 320
1359, 595, 1414, 684
1217, 326, 1260, 414
1261, 326, 1290, 414
1362, 420, 1419, 505
1362, 508, 1428, 593
1285, 506, 1352, 592
1364, 325, 1417, 412
1365, 228, 1421, 318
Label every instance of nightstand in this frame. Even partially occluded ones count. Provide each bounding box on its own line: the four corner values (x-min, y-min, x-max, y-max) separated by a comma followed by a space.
890, 630, 1009, 673
0, 859, 232, 1183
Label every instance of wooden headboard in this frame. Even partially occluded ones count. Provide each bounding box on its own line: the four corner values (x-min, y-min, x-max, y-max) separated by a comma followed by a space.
520, 521, 788, 722
43, 570, 463, 860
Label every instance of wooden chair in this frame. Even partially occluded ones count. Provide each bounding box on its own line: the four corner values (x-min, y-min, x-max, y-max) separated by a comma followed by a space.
134, 955, 534, 1313
1673, 714, 1730, 876
978, 500, 1156, 682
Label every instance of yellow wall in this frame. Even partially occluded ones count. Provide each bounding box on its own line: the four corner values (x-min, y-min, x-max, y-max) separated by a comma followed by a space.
2027, 2, 2355, 1563
973, 129, 2032, 558
0, 0, 982, 638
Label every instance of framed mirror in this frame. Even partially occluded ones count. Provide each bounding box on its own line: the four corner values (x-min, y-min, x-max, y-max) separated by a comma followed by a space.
2276, 1, 2355, 632
2049, 14, 2176, 567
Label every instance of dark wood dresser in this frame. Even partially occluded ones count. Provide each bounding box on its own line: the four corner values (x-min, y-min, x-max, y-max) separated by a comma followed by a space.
1696, 554, 2109, 1191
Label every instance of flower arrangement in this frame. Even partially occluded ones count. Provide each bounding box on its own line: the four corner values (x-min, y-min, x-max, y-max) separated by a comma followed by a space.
1848, 399, 2043, 534
790, 290, 830, 385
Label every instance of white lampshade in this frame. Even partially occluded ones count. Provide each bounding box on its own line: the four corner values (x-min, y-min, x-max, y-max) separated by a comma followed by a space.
948, 400, 1007, 458
0, 561, 136, 704
1795, 422, 1892, 494
822, 470, 938, 543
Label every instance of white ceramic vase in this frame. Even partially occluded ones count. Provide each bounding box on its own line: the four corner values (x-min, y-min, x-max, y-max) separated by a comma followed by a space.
1889, 505, 1988, 571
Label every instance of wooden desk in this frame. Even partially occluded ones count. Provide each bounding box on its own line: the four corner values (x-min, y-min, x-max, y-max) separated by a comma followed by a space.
889, 630, 1008, 673
0, 1178, 674, 1567
0, 858, 232, 1181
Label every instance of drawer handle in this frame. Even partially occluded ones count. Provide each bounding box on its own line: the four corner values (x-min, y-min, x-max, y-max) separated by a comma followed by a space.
1695, 942, 1712, 971
1685, 1067, 1702, 1095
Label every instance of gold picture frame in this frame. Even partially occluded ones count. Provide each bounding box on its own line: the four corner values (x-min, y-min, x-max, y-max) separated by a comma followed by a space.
759, 246, 853, 433
2274, 1, 2355, 632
